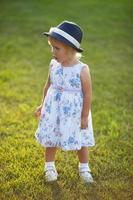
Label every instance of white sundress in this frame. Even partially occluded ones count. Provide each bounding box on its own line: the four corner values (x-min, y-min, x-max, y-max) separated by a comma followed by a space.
35, 59, 95, 151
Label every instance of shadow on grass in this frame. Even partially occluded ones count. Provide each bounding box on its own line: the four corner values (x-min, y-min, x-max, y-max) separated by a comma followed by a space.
83, 180, 100, 200
47, 181, 64, 200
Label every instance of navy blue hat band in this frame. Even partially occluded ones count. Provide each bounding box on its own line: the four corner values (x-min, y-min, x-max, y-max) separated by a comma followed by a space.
49, 27, 80, 49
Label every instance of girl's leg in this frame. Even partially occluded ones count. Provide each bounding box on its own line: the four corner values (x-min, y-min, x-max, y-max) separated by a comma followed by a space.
45, 147, 57, 161
77, 147, 93, 183
44, 147, 58, 182
77, 147, 88, 163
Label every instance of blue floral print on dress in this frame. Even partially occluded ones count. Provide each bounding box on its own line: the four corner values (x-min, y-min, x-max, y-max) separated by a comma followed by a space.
55, 92, 62, 101
35, 59, 95, 151
68, 136, 74, 144
69, 78, 80, 88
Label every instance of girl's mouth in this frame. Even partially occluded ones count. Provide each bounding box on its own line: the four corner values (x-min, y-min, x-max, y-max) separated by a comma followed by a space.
53, 56, 58, 60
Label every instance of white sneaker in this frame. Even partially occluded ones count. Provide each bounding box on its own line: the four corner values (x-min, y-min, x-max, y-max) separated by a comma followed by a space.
79, 171, 94, 183
45, 168, 58, 182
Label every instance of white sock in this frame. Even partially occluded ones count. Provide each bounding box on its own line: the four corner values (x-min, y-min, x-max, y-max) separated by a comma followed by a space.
79, 162, 91, 172
45, 161, 56, 171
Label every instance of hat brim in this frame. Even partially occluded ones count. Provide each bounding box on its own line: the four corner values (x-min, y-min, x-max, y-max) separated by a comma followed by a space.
42, 31, 83, 53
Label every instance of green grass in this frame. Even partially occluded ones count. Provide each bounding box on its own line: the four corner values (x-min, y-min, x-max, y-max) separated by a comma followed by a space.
0, 0, 133, 199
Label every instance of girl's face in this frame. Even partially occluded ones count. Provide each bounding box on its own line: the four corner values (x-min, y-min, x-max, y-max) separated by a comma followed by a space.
48, 37, 76, 65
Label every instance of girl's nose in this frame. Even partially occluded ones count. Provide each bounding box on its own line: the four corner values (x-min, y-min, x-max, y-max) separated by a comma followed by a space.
52, 50, 56, 58
51, 48, 56, 56
51, 47, 53, 53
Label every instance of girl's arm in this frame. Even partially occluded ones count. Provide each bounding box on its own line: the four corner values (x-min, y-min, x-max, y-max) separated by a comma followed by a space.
41, 73, 51, 105
80, 65, 92, 128
34, 73, 51, 118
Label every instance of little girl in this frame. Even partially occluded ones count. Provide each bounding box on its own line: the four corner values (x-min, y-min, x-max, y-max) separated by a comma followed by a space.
34, 21, 95, 183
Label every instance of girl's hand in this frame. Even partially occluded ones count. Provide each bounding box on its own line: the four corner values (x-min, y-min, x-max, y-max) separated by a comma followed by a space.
34, 105, 42, 118
81, 116, 88, 129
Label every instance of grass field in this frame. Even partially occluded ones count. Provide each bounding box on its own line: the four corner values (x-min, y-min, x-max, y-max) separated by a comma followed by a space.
0, 0, 133, 199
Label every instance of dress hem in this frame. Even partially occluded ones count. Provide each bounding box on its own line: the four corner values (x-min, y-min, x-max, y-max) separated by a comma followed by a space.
35, 136, 95, 151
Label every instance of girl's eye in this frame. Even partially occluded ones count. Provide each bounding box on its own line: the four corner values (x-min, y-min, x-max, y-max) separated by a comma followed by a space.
50, 45, 60, 51
54, 46, 60, 50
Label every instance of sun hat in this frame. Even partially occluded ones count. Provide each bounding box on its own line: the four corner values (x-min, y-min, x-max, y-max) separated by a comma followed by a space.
42, 21, 83, 52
